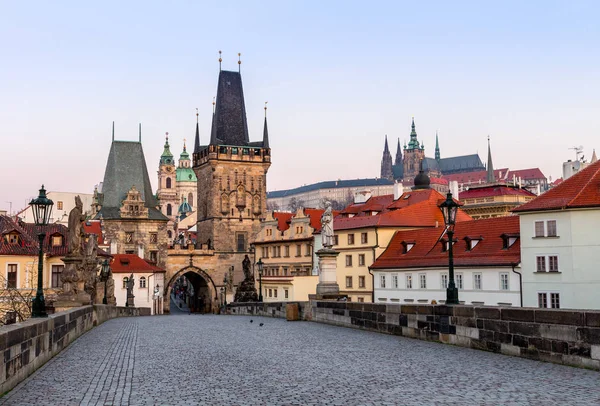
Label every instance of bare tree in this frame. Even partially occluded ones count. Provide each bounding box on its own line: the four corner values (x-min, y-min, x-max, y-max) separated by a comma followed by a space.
288, 197, 305, 212
266, 201, 280, 211
0, 274, 34, 325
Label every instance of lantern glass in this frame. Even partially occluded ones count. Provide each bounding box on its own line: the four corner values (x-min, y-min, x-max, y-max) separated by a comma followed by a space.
439, 192, 459, 227
30, 185, 54, 226
257, 258, 263, 276
101, 259, 111, 278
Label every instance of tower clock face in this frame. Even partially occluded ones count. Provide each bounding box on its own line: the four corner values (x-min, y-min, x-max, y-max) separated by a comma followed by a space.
166, 167, 173, 172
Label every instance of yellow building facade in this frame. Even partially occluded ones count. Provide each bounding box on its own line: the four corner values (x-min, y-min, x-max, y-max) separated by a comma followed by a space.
253, 208, 324, 301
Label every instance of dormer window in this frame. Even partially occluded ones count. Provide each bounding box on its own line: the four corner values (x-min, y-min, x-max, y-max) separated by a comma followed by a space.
464, 236, 483, 251
4, 232, 20, 245
441, 238, 455, 252
401, 241, 415, 254
501, 233, 519, 249
51, 234, 63, 247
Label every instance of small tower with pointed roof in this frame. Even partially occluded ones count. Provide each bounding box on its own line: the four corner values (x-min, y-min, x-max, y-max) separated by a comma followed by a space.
380, 135, 394, 181
176, 138, 197, 220
435, 131, 441, 161
157, 132, 179, 234
394, 138, 402, 166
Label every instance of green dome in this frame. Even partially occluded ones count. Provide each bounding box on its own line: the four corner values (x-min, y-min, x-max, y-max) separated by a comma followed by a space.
176, 167, 197, 182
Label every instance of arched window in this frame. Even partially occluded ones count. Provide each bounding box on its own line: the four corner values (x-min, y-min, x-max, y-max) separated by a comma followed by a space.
123, 277, 129, 289
166, 178, 172, 189
167, 204, 172, 216
188, 193, 193, 208
139, 277, 146, 288
168, 230, 172, 239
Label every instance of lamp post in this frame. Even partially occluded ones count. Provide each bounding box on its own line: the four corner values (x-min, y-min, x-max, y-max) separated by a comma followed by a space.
439, 192, 460, 305
100, 259, 111, 305
30, 185, 54, 318
257, 258, 264, 302
223, 275, 228, 306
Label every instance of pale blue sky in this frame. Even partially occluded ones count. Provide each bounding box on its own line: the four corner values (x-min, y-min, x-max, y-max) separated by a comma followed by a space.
1, 1, 599, 212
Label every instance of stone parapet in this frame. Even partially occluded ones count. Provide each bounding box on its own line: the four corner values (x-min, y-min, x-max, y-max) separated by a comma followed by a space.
0, 305, 140, 394
226, 302, 311, 321
311, 302, 600, 371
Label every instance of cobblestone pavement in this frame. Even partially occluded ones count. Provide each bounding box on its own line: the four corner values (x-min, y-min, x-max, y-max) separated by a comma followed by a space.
2, 313, 600, 406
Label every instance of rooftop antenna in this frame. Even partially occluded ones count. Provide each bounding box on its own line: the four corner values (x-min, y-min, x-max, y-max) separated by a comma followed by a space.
138, 123, 141, 142
196, 107, 199, 123
238, 52, 241, 72
112, 121, 115, 141
218, 50, 222, 71
568, 145, 584, 161
264, 101, 268, 117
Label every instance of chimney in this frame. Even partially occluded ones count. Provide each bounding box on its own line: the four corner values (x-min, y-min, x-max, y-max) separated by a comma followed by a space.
138, 244, 144, 259
393, 181, 404, 200
449, 180, 459, 200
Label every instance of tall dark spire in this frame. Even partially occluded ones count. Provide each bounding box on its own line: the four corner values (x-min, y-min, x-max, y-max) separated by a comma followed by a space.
194, 108, 200, 153
263, 102, 270, 149
394, 138, 402, 166
112, 121, 114, 141
435, 131, 440, 161
381, 135, 393, 181
210, 70, 250, 146
486, 136, 495, 183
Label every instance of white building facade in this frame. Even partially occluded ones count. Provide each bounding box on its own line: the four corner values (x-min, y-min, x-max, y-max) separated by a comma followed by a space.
514, 159, 600, 310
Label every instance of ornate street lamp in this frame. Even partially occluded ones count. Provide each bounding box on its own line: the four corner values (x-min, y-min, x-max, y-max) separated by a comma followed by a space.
439, 192, 460, 305
100, 259, 111, 305
257, 258, 264, 302
30, 185, 54, 318
223, 275, 228, 306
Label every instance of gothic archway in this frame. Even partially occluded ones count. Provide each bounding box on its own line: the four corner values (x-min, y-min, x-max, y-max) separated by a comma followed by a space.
164, 266, 218, 314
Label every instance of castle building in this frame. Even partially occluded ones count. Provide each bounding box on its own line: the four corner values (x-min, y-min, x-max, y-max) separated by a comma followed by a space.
93, 124, 169, 269
156, 132, 198, 237
382, 118, 485, 182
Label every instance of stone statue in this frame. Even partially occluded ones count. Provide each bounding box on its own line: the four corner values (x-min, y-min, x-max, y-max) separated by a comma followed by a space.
126, 274, 135, 307
242, 255, 252, 281
67, 196, 86, 256
234, 255, 258, 302
321, 201, 334, 249
153, 285, 160, 298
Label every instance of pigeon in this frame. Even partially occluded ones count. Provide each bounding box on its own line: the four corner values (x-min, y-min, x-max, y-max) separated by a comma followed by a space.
259, 323, 264, 327
250, 320, 253, 323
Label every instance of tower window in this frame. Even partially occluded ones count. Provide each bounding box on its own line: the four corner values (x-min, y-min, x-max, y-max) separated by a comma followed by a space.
167, 204, 172, 216
188, 193, 193, 207
166, 178, 172, 189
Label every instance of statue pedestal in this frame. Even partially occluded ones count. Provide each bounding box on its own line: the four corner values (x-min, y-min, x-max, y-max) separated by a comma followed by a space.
233, 279, 258, 302
315, 248, 341, 299
56, 255, 91, 310
126, 294, 135, 307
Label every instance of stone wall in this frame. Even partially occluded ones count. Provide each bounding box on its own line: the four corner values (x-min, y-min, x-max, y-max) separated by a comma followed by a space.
0, 305, 140, 394
227, 301, 311, 320
312, 302, 600, 370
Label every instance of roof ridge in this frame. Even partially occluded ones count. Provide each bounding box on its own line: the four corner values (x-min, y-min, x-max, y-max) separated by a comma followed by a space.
567, 159, 600, 206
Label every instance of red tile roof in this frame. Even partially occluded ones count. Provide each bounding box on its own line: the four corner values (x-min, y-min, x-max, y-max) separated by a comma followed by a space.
83, 220, 106, 245
334, 189, 471, 231
304, 208, 326, 232
371, 216, 520, 269
0, 216, 71, 257
443, 169, 509, 184
273, 212, 294, 231
430, 177, 449, 185
513, 159, 600, 213
110, 254, 165, 273
507, 168, 546, 181
459, 185, 536, 199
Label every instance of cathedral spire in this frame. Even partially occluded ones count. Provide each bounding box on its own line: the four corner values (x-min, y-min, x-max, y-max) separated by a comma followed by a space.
486, 136, 495, 183
380, 135, 393, 180
194, 108, 200, 153
394, 138, 402, 166
406, 117, 421, 150
435, 131, 440, 161
263, 102, 270, 149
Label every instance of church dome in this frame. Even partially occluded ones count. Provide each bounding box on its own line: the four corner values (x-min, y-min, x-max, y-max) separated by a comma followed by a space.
413, 170, 431, 190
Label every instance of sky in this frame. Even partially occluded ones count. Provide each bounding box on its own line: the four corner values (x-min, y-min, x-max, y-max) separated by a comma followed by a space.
1, 1, 599, 214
